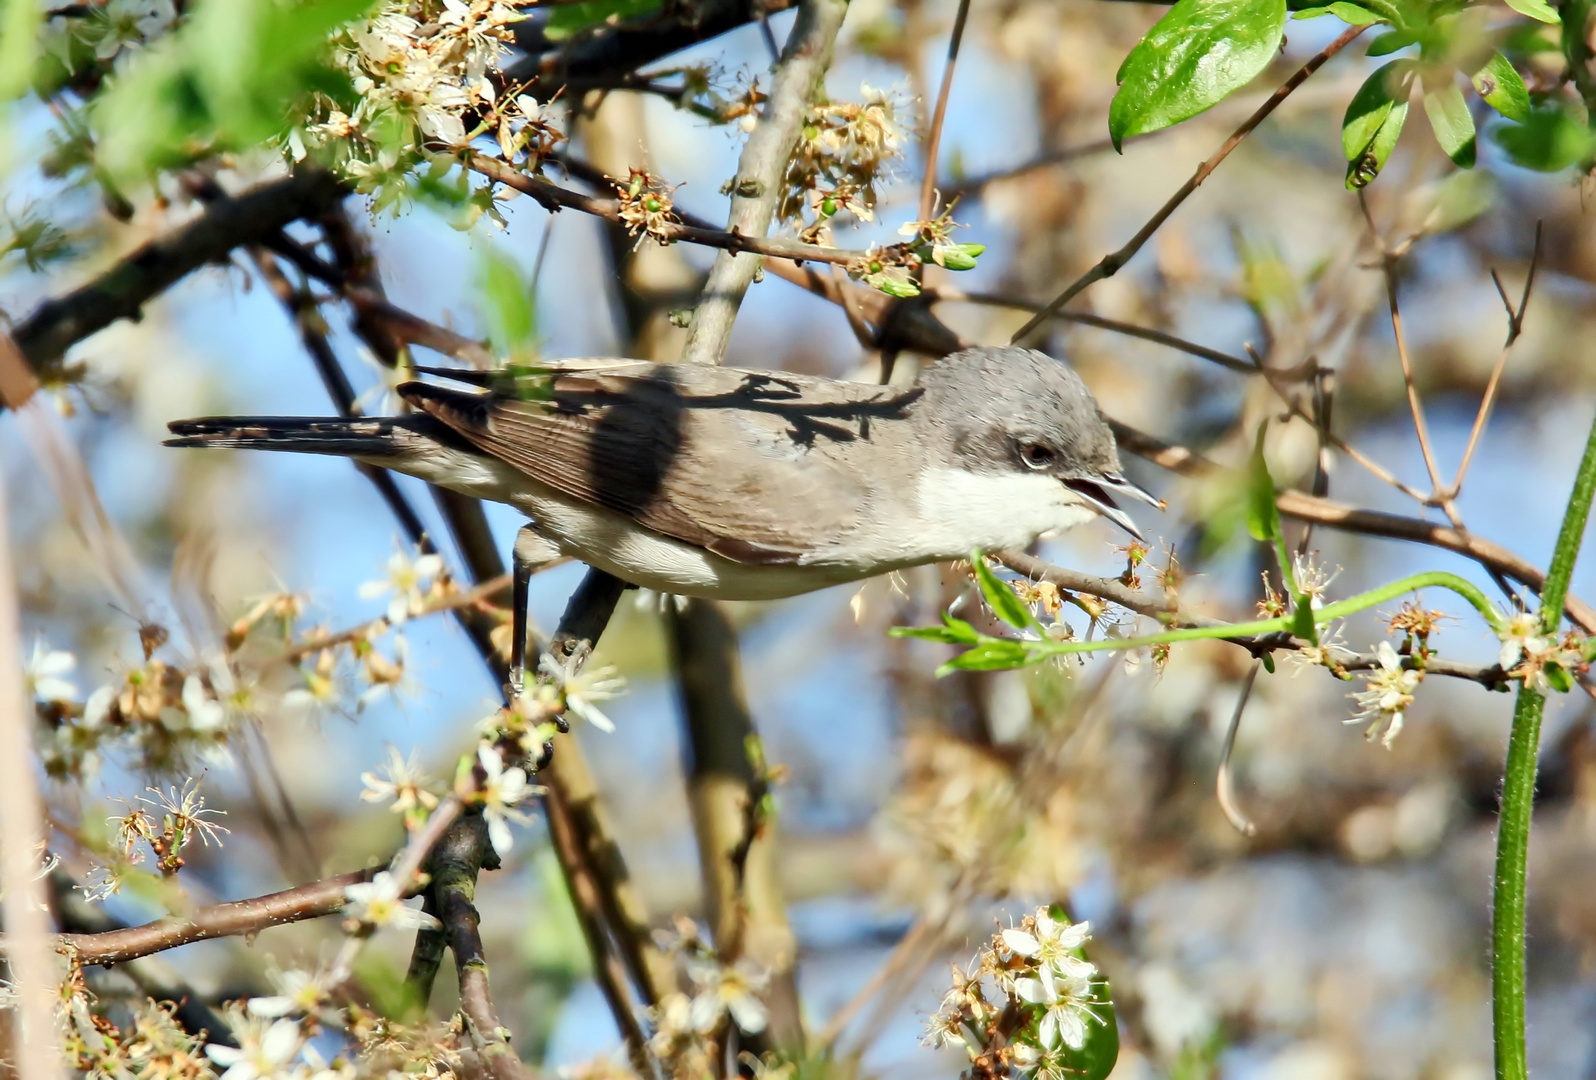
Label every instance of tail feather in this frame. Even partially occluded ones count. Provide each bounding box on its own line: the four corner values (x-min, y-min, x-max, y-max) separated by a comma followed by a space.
164, 415, 466, 459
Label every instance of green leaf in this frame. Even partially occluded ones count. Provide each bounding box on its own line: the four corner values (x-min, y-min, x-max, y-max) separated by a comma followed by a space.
1504, 0, 1560, 24
1342, 61, 1413, 187
888, 613, 983, 644
476, 246, 537, 357
1293, 1, 1381, 21
1245, 426, 1282, 543
1366, 28, 1418, 55
972, 552, 1041, 631
1494, 102, 1596, 170
1108, 0, 1288, 150
1423, 78, 1477, 167
1471, 52, 1532, 123
1261, 651, 1277, 673
543, 0, 663, 40
936, 639, 1035, 674
1546, 662, 1575, 693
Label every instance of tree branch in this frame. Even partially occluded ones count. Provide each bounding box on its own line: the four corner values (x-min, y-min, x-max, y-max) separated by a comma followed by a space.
42, 869, 383, 966
12, 169, 348, 372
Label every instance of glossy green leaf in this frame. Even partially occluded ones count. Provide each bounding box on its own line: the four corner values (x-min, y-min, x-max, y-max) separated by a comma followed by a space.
973, 552, 1040, 630
889, 614, 984, 645
543, 0, 663, 40
1366, 28, 1418, 55
1245, 426, 1281, 543
1292, 1, 1380, 22
937, 639, 1034, 674
1054, 973, 1120, 1080
1342, 61, 1413, 187
1423, 78, 1477, 167
1108, 0, 1288, 150
1494, 102, 1596, 170
1471, 52, 1531, 123
1504, 0, 1560, 24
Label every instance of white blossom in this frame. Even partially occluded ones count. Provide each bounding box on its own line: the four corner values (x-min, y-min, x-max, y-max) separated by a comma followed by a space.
1347, 640, 1421, 748
205, 1010, 303, 1080
359, 546, 445, 625
361, 745, 440, 815
343, 870, 439, 931
685, 956, 770, 1034
538, 654, 625, 733
477, 745, 539, 856
23, 639, 77, 703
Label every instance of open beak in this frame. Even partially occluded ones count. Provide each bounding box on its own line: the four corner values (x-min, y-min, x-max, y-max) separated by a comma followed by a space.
1063, 473, 1163, 542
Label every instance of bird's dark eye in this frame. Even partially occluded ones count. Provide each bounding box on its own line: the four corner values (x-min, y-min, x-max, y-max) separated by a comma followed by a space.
1021, 443, 1055, 470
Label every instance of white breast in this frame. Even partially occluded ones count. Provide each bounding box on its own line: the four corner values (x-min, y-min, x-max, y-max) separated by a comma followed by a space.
908, 466, 1098, 558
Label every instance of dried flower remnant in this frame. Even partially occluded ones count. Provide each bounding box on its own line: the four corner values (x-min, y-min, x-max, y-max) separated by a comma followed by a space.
1347, 640, 1422, 747
783, 84, 906, 230
612, 168, 683, 249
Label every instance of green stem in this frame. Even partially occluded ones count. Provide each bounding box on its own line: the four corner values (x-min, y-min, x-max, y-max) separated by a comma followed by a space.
1492, 405, 1596, 1080
1018, 570, 1503, 660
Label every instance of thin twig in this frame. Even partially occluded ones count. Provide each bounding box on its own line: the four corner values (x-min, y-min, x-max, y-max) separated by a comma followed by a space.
1358, 193, 1454, 520
1217, 662, 1261, 836
470, 155, 861, 267
1009, 24, 1367, 347
916, 0, 972, 225
280, 573, 517, 663
1451, 223, 1543, 495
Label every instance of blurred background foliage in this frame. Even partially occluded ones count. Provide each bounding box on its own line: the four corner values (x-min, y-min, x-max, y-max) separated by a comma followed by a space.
5, 0, 1596, 1076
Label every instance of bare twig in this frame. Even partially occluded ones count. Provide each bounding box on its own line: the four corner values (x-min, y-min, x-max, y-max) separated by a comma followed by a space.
1217, 663, 1261, 836
470, 154, 860, 268
1009, 24, 1367, 347
1452, 224, 1543, 495
1358, 194, 1454, 521
916, 0, 972, 225
0, 461, 64, 1080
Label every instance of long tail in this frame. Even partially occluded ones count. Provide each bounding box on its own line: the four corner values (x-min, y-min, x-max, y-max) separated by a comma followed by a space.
164, 415, 464, 459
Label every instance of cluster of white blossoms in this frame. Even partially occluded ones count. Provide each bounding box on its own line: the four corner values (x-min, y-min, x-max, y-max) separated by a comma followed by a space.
295, 0, 551, 186
923, 908, 1108, 1078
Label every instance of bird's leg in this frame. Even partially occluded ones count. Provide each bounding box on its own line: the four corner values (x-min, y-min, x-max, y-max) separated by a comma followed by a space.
508, 524, 561, 702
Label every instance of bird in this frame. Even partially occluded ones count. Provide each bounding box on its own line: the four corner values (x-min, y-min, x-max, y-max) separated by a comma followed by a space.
166, 345, 1161, 690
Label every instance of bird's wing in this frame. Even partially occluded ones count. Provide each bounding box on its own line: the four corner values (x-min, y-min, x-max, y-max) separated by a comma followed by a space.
399, 363, 922, 565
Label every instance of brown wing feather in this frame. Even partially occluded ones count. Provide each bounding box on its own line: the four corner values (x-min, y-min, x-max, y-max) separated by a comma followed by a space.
399, 364, 920, 565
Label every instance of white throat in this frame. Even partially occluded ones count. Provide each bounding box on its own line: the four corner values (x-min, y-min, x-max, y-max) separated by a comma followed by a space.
910, 465, 1099, 559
